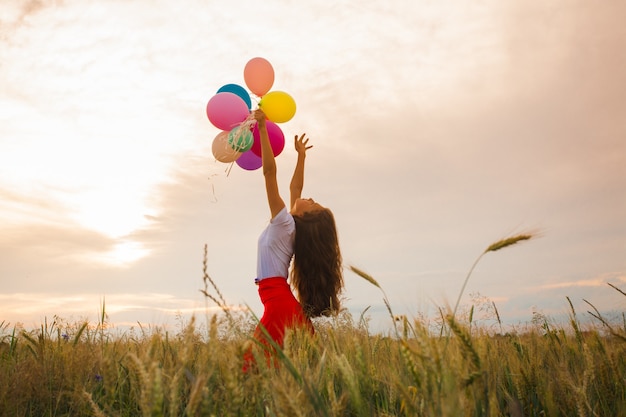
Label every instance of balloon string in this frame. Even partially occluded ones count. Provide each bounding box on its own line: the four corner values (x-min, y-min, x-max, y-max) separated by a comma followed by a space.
251, 96, 261, 109
225, 161, 234, 177
220, 112, 258, 177
207, 173, 219, 203
229, 113, 256, 152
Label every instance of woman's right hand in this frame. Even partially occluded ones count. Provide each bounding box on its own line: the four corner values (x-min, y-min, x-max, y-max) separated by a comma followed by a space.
253, 109, 266, 125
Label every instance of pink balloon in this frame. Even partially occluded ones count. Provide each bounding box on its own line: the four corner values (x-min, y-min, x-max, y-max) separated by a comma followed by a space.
236, 150, 262, 171
251, 121, 285, 157
206, 92, 250, 131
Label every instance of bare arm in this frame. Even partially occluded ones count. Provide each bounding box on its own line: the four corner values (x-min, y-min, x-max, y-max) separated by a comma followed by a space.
289, 134, 312, 209
254, 110, 285, 219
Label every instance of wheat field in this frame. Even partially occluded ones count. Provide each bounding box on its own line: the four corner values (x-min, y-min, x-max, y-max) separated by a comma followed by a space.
1, 238, 625, 416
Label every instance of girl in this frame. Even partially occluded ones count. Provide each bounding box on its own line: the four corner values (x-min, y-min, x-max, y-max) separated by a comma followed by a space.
243, 109, 343, 370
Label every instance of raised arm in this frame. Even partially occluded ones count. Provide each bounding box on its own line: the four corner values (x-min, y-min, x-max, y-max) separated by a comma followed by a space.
254, 110, 285, 219
289, 134, 312, 209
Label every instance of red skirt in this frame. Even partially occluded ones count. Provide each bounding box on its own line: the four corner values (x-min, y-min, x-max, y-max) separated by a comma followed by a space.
243, 277, 314, 371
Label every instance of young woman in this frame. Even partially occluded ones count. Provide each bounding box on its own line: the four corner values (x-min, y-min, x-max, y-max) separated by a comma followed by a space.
243, 109, 343, 370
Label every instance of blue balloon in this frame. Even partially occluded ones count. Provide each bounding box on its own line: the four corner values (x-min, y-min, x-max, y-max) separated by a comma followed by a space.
217, 83, 252, 109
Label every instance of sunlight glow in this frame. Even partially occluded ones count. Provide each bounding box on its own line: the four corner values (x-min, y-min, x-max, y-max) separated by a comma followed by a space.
92, 239, 150, 267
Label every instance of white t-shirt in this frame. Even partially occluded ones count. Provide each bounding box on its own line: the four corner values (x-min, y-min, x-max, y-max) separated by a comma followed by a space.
256, 207, 295, 282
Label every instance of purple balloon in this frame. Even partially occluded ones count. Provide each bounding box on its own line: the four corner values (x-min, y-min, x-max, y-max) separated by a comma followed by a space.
251, 121, 285, 157
236, 150, 262, 171
206, 92, 249, 131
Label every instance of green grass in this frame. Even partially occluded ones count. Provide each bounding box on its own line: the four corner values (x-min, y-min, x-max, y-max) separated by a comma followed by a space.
1, 236, 625, 416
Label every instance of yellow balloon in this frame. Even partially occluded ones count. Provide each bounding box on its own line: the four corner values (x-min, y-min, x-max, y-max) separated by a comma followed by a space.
259, 91, 296, 123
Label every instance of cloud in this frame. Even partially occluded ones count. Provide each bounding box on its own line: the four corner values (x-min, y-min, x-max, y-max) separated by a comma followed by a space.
0, 0, 50, 34
0, 222, 117, 292
0, 0, 216, 242
537, 272, 626, 291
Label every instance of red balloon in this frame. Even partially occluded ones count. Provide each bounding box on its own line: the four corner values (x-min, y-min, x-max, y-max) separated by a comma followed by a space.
250, 121, 285, 157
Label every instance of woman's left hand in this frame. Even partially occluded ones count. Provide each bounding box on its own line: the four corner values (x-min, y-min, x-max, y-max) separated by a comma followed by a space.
294, 134, 312, 155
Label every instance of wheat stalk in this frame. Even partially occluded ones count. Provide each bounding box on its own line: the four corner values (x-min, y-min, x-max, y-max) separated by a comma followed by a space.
485, 234, 534, 253
199, 243, 242, 332
608, 282, 626, 297
81, 391, 108, 417
452, 232, 536, 322
349, 265, 400, 337
348, 265, 382, 289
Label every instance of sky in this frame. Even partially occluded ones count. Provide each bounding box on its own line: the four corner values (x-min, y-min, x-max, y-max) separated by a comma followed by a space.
1, 0, 625, 334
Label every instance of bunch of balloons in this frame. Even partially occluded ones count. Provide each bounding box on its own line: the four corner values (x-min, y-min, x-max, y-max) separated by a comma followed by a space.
206, 57, 296, 171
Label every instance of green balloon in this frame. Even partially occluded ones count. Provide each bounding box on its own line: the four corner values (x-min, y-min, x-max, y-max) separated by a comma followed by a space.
228, 126, 253, 153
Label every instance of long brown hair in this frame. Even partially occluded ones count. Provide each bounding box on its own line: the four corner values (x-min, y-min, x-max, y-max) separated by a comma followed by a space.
290, 208, 343, 318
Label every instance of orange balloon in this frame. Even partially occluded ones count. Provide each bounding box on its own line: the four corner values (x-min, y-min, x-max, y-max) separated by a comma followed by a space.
212, 131, 241, 163
243, 57, 274, 97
